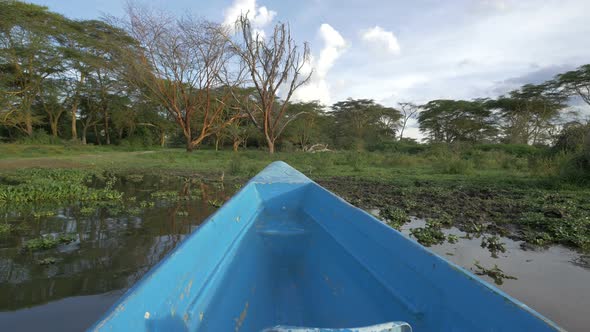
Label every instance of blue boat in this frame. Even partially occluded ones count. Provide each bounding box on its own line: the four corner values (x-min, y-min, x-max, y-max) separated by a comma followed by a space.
91, 161, 562, 331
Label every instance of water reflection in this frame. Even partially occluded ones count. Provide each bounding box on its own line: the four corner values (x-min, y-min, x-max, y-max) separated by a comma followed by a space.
0, 175, 235, 329
399, 217, 590, 332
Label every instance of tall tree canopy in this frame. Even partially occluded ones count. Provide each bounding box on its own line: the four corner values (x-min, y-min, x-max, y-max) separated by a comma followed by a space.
558, 64, 590, 107
418, 99, 497, 143
489, 83, 567, 144
0, 0, 71, 135
331, 98, 401, 150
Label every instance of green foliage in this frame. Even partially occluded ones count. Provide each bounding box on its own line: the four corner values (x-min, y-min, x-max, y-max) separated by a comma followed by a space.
208, 199, 222, 208
410, 220, 447, 246
447, 234, 459, 244
474, 143, 543, 157
345, 152, 365, 172
310, 153, 334, 174
473, 260, 517, 285
368, 141, 428, 154
419, 99, 497, 143
434, 157, 473, 175
0, 223, 11, 236
330, 98, 401, 150
37, 257, 58, 265
553, 122, 590, 153
32, 210, 56, 218
559, 151, 590, 185
24, 234, 77, 251
557, 64, 590, 105
480, 235, 507, 258
0, 169, 122, 204
80, 206, 96, 215
150, 191, 180, 201
15, 130, 63, 145
379, 206, 409, 230
227, 156, 243, 176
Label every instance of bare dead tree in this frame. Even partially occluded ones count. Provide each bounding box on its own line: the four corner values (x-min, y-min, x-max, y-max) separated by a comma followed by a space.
398, 102, 421, 140
120, 4, 244, 151
230, 14, 312, 153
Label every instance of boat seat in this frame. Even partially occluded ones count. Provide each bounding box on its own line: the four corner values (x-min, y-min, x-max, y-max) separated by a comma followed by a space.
262, 321, 412, 332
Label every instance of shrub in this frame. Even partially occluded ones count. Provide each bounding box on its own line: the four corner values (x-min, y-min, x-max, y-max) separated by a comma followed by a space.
368, 141, 427, 154
434, 157, 473, 175
379, 153, 420, 168
559, 151, 590, 185
345, 152, 365, 172
552, 123, 590, 153
475, 143, 544, 157
311, 153, 334, 173
279, 140, 296, 152
15, 130, 63, 145
118, 136, 155, 150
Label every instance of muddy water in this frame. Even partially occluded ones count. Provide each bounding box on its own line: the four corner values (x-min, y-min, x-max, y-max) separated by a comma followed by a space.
0, 175, 235, 331
399, 218, 590, 332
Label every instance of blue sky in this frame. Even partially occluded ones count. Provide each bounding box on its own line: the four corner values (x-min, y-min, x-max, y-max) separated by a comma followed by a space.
30, 0, 590, 138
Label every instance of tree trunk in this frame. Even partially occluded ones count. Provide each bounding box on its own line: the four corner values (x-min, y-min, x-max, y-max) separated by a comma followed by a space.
159, 131, 166, 147
71, 102, 78, 140
25, 113, 33, 136
266, 136, 275, 154
82, 125, 88, 145
104, 114, 111, 145
184, 126, 194, 152
399, 120, 407, 140
50, 119, 58, 137
94, 125, 101, 145
215, 135, 221, 151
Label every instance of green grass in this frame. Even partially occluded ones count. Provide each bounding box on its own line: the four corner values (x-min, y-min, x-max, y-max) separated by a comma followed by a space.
0, 144, 565, 186
24, 234, 77, 251
1, 144, 589, 251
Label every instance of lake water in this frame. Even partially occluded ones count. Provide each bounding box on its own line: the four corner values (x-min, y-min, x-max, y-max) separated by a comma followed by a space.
0, 175, 234, 330
398, 218, 590, 332
0, 177, 588, 331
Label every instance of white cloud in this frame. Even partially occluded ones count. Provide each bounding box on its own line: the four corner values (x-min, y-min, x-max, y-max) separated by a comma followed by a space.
360, 26, 401, 56
479, 0, 510, 11
293, 24, 348, 105
223, 0, 276, 36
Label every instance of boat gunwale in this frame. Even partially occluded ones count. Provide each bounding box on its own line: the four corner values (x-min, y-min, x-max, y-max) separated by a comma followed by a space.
89, 161, 564, 331
90, 171, 265, 331
300, 172, 564, 332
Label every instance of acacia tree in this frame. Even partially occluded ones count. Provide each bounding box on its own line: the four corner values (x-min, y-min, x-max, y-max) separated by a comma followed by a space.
331, 98, 400, 150
397, 102, 420, 140
231, 15, 312, 153
0, 1, 68, 135
283, 101, 326, 150
558, 64, 590, 106
418, 99, 497, 143
490, 83, 567, 144
121, 5, 243, 151
60, 19, 133, 141
36, 77, 67, 137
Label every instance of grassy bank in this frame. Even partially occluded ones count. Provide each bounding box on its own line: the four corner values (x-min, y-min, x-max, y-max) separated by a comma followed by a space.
0, 144, 588, 251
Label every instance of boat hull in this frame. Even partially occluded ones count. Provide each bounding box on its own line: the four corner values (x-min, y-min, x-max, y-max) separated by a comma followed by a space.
91, 161, 561, 331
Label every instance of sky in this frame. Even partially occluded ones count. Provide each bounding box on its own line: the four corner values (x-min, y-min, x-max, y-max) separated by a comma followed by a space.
29, 0, 590, 139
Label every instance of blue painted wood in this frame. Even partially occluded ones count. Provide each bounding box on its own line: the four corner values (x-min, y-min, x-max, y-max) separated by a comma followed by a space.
90, 161, 563, 332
